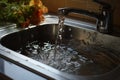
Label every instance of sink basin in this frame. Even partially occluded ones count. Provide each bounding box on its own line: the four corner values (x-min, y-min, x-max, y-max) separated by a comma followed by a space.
0, 15, 120, 80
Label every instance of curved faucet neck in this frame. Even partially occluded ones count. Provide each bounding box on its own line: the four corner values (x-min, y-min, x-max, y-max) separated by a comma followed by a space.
58, 8, 99, 19
58, 6, 112, 33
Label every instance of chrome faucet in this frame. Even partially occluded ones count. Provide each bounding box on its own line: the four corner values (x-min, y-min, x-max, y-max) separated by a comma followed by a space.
58, 0, 113, 33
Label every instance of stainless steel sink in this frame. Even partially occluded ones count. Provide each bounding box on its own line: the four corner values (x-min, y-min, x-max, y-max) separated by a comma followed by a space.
0, 15, 120, 80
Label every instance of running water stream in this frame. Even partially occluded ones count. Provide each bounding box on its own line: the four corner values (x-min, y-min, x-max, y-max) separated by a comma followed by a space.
54, 15, 65, 60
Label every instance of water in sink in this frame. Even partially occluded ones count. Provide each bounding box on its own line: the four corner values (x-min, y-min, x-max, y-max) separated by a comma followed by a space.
16, 38, 118, 76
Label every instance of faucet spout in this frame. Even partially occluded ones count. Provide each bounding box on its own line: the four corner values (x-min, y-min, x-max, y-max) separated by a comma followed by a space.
58, 8, 112, 33
58, 8, 99, 19
58, 1, 113, 34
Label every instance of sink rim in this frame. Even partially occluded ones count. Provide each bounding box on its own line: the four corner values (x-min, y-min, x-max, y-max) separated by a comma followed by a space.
0, 15, 120, 80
